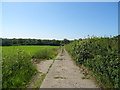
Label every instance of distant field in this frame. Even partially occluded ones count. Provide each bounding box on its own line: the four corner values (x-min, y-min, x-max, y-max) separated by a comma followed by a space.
2, 45, 60, 88
2, 45, 59, 57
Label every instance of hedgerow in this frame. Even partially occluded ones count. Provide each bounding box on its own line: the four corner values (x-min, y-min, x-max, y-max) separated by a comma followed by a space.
65, 37, 119, 88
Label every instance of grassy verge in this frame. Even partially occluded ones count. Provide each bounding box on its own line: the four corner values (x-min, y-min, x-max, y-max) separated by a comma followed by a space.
33, 73, 46, 88
2, 49, 37, 88
30, 60, 55, 88
32, 48, 59, 62
2, 46, 60, 88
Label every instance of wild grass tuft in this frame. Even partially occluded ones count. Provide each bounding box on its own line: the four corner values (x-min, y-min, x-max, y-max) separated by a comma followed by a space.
2, 46, 60, 88
2, 49, 37, 88
32, 48, 59, 60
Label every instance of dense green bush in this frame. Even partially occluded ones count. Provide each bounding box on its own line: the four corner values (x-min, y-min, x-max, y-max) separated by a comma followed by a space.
2, 49, 37, 88
65, 37, 119, 88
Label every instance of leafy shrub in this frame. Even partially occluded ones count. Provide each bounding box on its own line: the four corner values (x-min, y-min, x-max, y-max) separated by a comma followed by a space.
2, 49, 37, 88
65, 37, 119, 88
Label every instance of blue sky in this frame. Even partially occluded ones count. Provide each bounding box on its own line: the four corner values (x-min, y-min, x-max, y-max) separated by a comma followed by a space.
2, 2, 118, 40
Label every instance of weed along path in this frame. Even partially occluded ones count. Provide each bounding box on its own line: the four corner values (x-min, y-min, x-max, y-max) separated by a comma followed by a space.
27, 60, 54, 88
40, 47, 99, 88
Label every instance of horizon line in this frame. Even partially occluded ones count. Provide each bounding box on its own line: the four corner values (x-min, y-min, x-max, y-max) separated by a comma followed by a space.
1, 35, 118, 40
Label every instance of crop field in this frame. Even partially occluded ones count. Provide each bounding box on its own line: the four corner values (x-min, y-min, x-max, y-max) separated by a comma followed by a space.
2, 46, 59, 57
2, 45, 59, 88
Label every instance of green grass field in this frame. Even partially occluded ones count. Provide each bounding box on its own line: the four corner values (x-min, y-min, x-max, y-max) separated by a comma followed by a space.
2, 45, 59, 57
2, 45, 60, 88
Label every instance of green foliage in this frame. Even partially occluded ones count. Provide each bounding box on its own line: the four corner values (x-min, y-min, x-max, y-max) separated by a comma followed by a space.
60, 39, 70, 45
2, 49, 37, 88
65, 37, 119, 88
1, 38, 72, 46
2, 46, 59, 88
34, 73, 46, 88
33, 48, 59, 60
2, 46, 59, 57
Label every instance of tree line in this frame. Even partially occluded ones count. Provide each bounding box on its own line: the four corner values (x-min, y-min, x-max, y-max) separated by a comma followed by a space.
1, 35, 119, 46
1, 38, 71, 46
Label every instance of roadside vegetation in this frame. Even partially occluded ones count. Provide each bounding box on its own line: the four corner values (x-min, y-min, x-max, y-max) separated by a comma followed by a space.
65, 36, 119, 88
2, 46, 60, 88
33, 47, 59, 60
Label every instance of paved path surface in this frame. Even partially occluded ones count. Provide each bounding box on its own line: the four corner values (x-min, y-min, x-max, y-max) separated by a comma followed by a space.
36, 60, 53, 74
28, 60, 53, 88
40, 47, 99, 88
